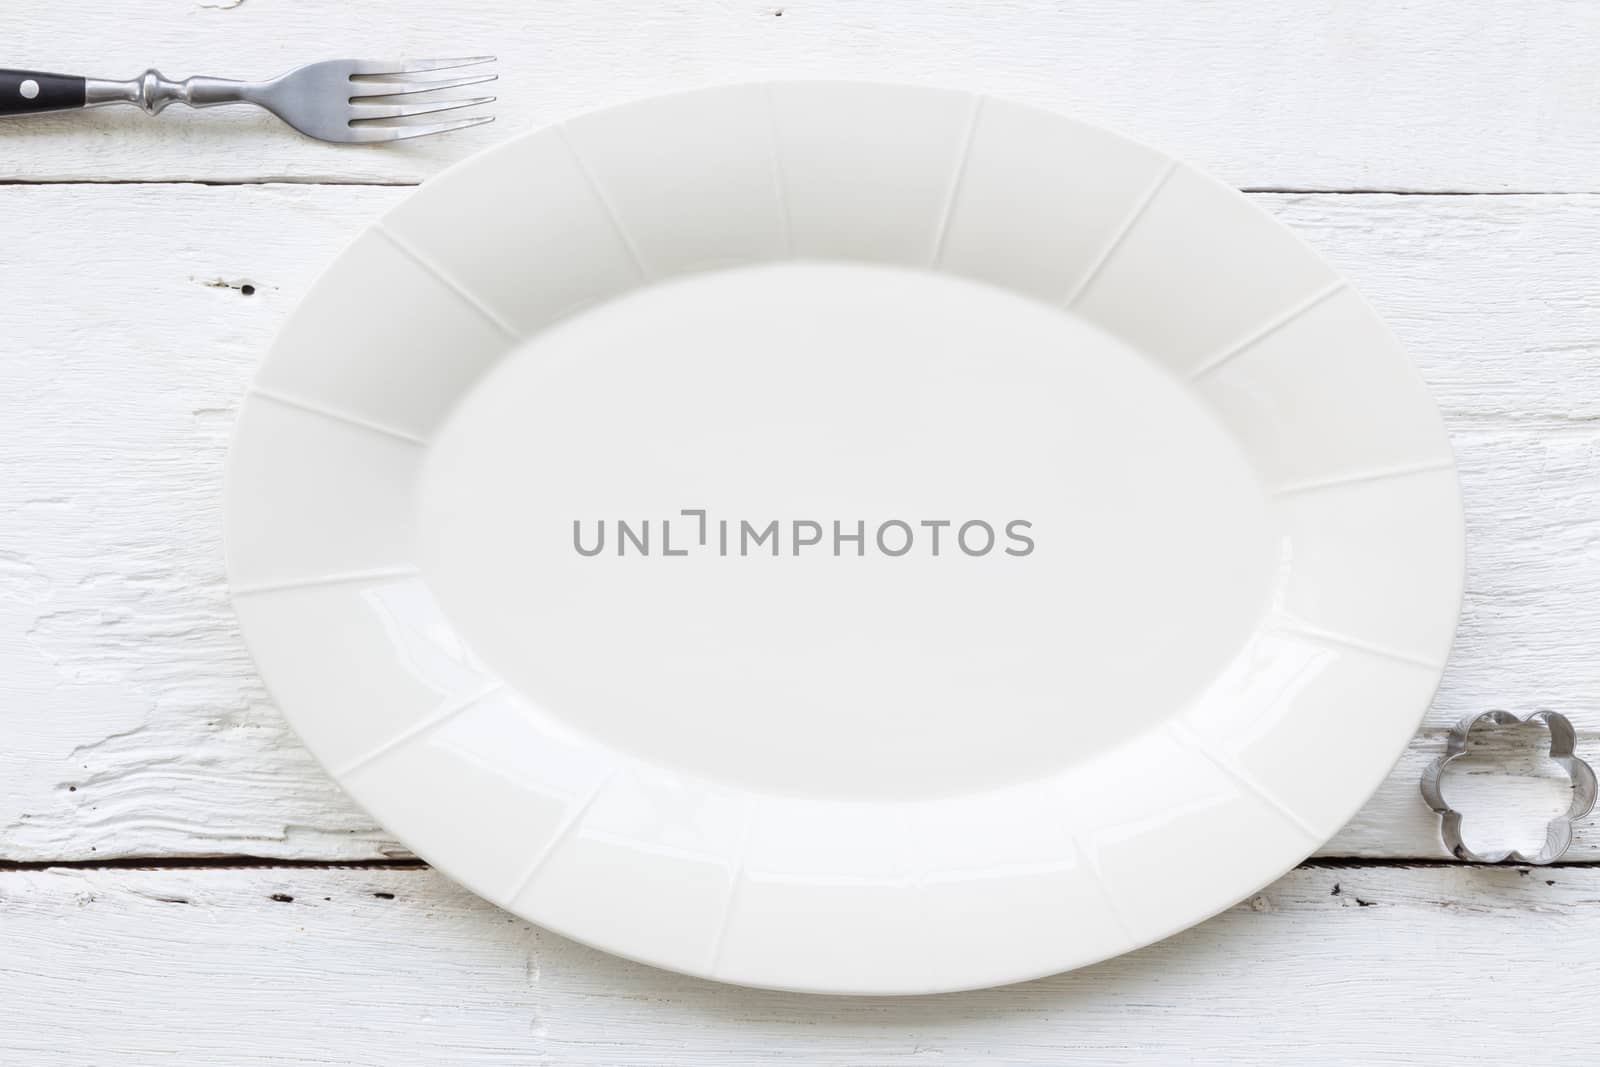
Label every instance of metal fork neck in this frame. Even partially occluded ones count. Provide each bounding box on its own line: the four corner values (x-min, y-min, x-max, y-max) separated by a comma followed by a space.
85, 70, 248, 113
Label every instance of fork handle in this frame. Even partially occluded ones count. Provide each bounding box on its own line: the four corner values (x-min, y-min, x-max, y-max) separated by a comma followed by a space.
0, 69, 247, 117
0, 69, 85, 115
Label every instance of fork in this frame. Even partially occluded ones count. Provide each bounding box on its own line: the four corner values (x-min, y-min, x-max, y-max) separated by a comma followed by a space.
0, 58, 496, 143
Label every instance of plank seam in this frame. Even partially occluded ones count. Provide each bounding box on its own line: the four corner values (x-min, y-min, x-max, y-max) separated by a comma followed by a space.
8, 855, 1594, 873
0, 179, 1595, 195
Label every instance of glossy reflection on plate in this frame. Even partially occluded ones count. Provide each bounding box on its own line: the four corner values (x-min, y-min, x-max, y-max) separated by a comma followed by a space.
225, 82, 1463, 994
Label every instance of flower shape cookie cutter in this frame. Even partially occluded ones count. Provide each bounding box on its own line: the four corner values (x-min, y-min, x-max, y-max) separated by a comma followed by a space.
1421, 710, 1597, 864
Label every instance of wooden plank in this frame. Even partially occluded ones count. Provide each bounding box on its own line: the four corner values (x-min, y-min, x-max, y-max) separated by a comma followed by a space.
2, 184, 1599, 862
1, 1, 1597, 189
2, 862, 1598, 1063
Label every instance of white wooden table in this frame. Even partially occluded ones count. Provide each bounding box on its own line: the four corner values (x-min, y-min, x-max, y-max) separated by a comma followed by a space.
4, 3, 1599, 1061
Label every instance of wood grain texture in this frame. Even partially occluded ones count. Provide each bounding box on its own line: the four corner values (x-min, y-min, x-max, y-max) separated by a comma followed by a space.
1, 0, 1597, 189
2, 863, 1597, 1063
1, 183, 1598, 863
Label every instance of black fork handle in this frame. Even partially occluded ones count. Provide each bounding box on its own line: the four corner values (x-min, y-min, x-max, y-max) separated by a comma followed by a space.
0, 70, 87, 115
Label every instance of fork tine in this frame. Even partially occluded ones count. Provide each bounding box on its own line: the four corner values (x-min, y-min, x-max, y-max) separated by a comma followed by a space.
350, 96, 496, 122
349, 56, 496, 76
345, 114, 497, 143
349, 72, 498, 99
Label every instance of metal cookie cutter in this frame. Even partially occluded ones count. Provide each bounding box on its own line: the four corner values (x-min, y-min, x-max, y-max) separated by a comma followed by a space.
1421, 710, 1597, 864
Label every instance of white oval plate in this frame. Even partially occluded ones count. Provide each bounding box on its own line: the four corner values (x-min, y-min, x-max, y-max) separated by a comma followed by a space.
226, 82, 1463, 994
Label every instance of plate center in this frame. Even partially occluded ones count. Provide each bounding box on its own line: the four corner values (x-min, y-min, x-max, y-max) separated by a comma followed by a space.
417, 261, 1278, 799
